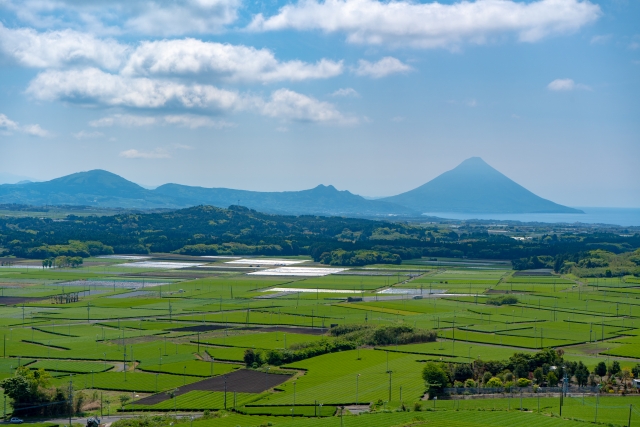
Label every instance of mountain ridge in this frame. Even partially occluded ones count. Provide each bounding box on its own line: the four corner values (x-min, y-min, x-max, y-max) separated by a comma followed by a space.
0, 170, 414, 216
0, 158, 581, 216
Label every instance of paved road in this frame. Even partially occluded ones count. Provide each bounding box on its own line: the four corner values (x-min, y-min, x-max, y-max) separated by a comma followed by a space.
2, 413, 201, 427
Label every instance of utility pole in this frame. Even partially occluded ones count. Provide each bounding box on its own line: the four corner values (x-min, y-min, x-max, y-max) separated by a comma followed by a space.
68, 380, 73, 427
292, 381, 296, 416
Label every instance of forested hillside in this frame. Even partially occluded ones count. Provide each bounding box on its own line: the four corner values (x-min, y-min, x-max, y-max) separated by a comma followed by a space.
0, 205, 638, 273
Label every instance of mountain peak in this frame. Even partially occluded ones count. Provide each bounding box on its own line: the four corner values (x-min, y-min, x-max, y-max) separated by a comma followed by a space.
381, 158, 581, 214
459, 156, 487, 166
452, 157, 500, 174
312, 184, 338, 191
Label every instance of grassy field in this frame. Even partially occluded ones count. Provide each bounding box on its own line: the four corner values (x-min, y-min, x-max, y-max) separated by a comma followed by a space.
2, 257, 640, 427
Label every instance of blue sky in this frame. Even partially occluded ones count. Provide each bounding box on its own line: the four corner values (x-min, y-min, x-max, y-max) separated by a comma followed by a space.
0, 0, 638, 207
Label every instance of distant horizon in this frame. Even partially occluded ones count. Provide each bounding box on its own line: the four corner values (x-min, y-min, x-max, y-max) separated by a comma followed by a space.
1, 166, 639, 210
2, 156, 638, 209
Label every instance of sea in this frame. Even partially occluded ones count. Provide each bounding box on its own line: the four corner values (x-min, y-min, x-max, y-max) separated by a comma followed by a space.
422, 208, 640, 227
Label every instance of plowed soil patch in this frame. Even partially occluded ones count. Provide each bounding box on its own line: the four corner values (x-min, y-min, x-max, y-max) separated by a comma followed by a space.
134, 369, 292, 405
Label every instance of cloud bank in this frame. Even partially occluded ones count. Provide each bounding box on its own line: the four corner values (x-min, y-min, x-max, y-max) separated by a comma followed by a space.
249, 0, 601, 48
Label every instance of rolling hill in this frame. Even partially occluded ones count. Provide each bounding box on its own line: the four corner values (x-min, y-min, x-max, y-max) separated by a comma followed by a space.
0, 170, 414, 216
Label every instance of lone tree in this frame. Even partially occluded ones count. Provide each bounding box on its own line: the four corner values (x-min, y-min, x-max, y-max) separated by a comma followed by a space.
574, 362, 590, 387
533, 367, 544, 385
422, 362, 448, 398
608, 361, 621, 377
595, 361, 607, 380
118, 394, 130, 409
486, 377, 504, 388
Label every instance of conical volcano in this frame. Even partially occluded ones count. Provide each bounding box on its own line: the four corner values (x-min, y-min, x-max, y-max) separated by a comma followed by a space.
381, 157, 582, 214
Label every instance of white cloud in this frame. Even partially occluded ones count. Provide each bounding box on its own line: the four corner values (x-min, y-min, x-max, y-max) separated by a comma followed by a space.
23, 124, 50, 137
547, 78, 590, 91
590, 34, 611, 45
163, 115, 235, 129
27, 68, 351, 124
123, 0, 241, 36
261, 89, 357, 124
122, 39, 343, 83
27, 68, 248, 110
90, 114, 157, 128
0, 113, 49, 137
354, 57, 412, 78
173, 143, 194, 150
391, 116, 405, 122
3, 0, 241, 36
90, 114, 235, 129
0, 23, 128, 70
248, 0, 601, 48
547, 78, 575, 91
0, 25, 343, 84
331, 88, 359, 97
465, 99, 478, 107
72, 130, 105, 139
0, 114, 20, 132
119, 148, 170, 159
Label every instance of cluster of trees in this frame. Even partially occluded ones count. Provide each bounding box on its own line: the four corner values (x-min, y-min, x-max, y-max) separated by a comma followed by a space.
0, 367, 69, 417
0, 205, 638, 268
592, 360, 640, 393
1, 366, 130, 418
329, 324, 437, 346
486, 295, 518, 306
422, 349, 640, 397
11, 240, 113, 259
511, 255, 554, 271
422, 349, 564, 395
41, 256, 83, 268
513, 249, 640, 277
554, 249, 640, 277
319, 249, 402, 266
243, 338, 357, 367
172, 243, 289, 256
243, 325, 437, 367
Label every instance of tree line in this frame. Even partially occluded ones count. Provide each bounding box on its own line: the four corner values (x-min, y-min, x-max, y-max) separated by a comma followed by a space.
422, 348, 640, 397
0, 205, 638, 267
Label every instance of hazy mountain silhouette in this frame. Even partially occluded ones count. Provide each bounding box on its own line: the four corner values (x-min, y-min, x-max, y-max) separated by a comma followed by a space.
381, 157, 582, 214
0, 170, 413, 216
0, 160, 580, 215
